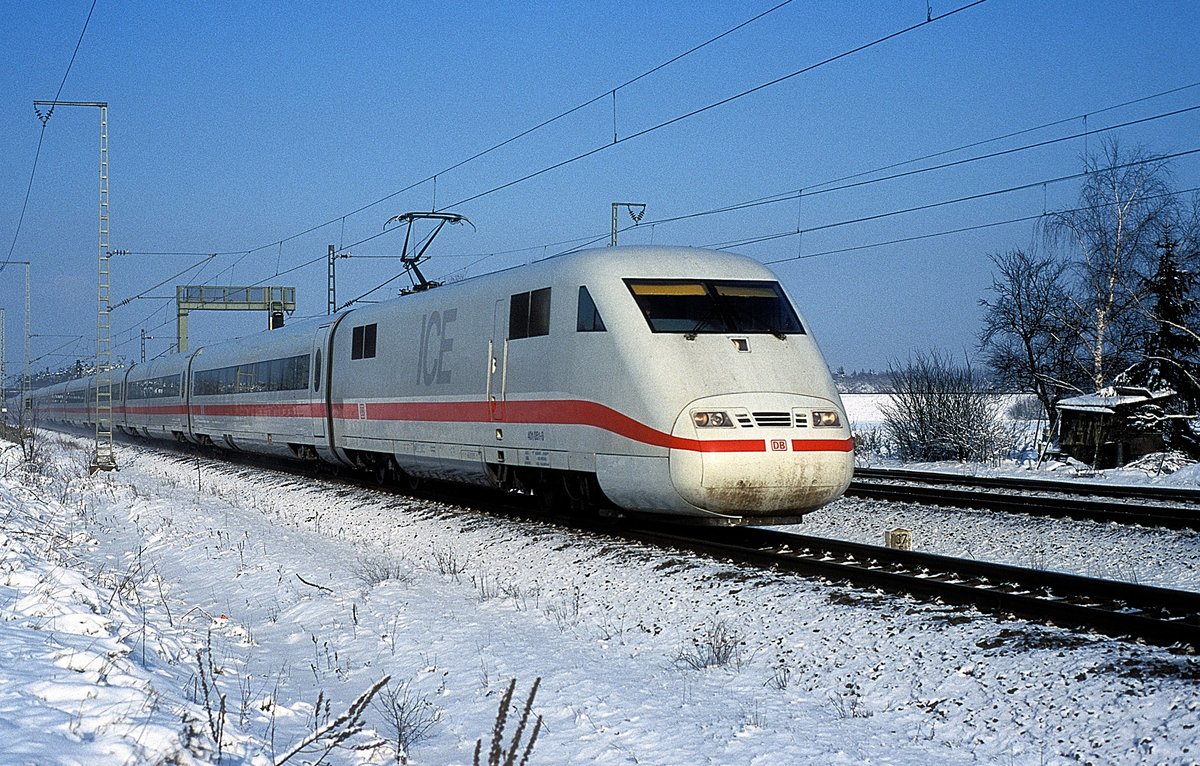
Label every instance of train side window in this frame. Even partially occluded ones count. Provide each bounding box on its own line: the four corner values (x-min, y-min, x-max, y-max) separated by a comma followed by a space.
364, 323, 377, 358
509, 288, 551, 340
508, 292, 530, 339
314, 349, 322, 392
351, 323, 377, 359
292, 354, 310, 390
576, 286, 606, 332
528, 288, 550, 336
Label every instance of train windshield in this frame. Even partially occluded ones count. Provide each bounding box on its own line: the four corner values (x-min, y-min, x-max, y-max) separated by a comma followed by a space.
625, 279, 805, 335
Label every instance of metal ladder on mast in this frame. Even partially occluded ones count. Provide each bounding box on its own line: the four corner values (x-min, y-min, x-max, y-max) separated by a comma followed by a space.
91, 104, 116, 472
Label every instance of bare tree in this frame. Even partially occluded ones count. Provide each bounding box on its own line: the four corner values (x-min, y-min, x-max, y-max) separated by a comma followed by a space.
1044, 139, 1176, 389
881, 351, 1015, 463
978, 248, 1081, 422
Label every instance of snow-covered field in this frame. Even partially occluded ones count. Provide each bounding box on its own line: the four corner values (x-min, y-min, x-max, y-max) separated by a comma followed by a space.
2, 432, 1198, 765
843, 392, 1200, 484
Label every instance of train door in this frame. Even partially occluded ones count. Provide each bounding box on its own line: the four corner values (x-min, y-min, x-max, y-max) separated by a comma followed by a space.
184, 353, 197, 441
488, 299, 508, 421
311, 325, 330, 442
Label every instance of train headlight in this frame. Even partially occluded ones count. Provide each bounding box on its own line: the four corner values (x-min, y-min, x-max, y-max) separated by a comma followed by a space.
692, 410, 734, 428
812, 410, 842, 428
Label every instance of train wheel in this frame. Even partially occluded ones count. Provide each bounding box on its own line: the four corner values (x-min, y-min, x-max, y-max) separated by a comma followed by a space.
535, 475, 562, 515
562, 473, 604, 519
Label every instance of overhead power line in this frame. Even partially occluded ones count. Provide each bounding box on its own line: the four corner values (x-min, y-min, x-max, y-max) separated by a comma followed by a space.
794, 79, 1200, 196
203, 0, 802, 264
281, 0, 989, 285
112, 254, 216, 309
634, 103, 1200, 230
758, 182, 1200, 265
704, 149, 1200, 251
115, 2, 990, 342
115, 78, 1200, 342
443, 1, 989, 212
3, 0, 98, 271
539, 90, 1200, 257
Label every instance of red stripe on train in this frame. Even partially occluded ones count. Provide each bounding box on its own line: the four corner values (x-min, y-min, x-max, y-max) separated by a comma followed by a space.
182, 398, 851, 454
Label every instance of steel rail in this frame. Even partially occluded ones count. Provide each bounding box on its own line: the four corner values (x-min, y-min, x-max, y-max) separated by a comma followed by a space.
849, 468, 1200, 529
854, 466, 1200, 502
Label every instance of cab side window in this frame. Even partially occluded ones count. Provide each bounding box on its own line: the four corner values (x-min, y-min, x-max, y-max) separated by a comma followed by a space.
576, 286, 606, 332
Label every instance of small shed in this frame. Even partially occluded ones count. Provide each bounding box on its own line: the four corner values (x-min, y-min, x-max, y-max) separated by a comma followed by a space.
1054, 386, 1176, 467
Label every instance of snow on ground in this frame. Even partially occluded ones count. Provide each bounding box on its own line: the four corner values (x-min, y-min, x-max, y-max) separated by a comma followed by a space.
1, 432, 1199, 765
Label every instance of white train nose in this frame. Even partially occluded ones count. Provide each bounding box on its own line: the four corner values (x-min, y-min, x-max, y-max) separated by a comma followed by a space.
668, 394, 854, 517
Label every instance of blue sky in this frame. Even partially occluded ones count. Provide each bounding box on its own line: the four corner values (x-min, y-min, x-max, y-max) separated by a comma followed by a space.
2, 1, 1199, 376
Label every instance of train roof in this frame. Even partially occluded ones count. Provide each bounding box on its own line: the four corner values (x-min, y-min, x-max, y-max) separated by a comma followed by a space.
481, 245, 776, 283
44, 246, 778, 379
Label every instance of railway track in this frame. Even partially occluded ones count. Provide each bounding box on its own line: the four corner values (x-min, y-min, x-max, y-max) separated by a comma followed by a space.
158, 441, 1200, 649
47, 432, 1200, 652
623, 523, 1200, 651
849, 467, 1200, 529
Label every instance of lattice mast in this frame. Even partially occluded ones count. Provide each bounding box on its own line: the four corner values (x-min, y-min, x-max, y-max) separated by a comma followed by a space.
0, 308, 5, 410
93, 104, 115, 471
23, 264, 30, 422
33, 100, 116, 471
3, 262, 33, 428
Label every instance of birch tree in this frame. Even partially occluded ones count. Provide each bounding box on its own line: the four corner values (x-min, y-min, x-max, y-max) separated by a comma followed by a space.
1045, 139, 1175, 389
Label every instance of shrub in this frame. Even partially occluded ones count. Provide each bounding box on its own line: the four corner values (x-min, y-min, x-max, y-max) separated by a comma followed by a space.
673, 619, 749, 671
881, 351, 1016, 463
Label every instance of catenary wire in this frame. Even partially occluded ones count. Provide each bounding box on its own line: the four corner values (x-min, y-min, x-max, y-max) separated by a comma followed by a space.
3, 0, 98, 273
110, 0, 988, 341
314, 1, 990, 283
185, 1, 801, 268
442, 1, 989, 213
112, 88, 1200, 342
627, 104, 1200, 229
697, 147, 1200, 250
447, 80, 1200, 267
757, 183, 1200, 264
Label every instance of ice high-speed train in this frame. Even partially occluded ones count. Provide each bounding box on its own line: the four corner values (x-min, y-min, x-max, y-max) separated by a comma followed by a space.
29, 246, 853, 524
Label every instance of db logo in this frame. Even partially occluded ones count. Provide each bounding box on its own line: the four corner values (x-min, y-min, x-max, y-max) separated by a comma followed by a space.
770, 439, 788, 452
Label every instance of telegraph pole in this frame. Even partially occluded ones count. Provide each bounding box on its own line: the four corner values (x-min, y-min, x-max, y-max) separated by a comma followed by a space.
34, 100, 116, 472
